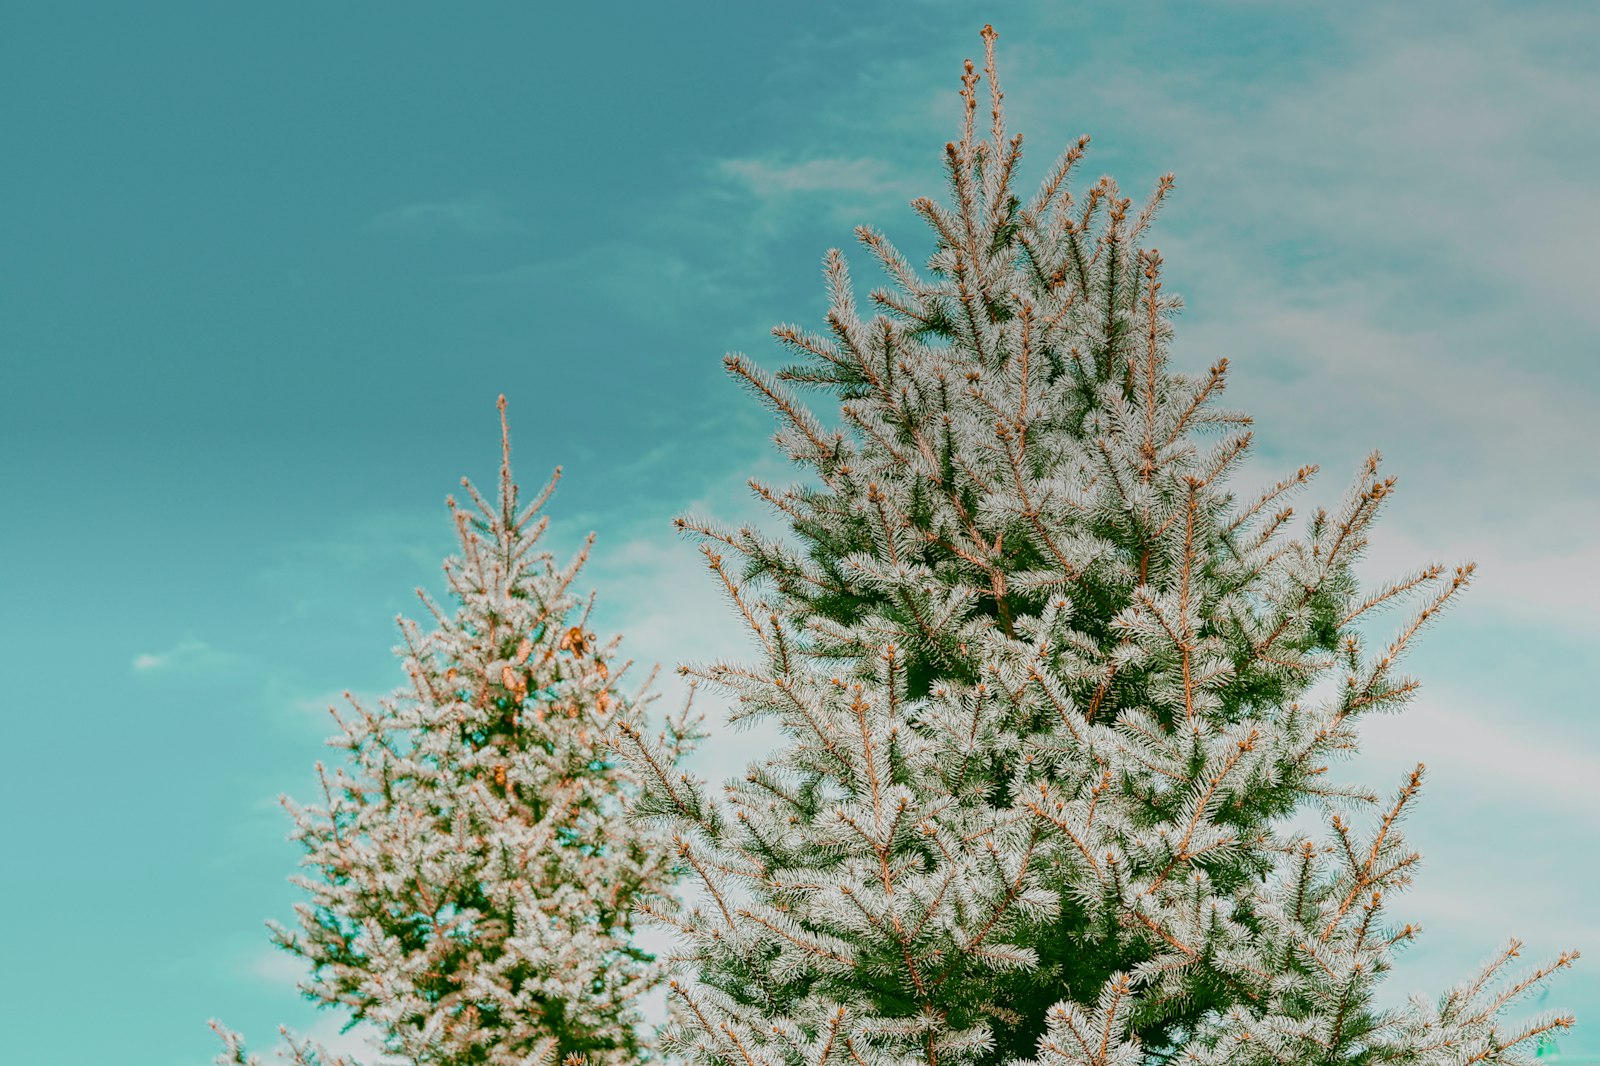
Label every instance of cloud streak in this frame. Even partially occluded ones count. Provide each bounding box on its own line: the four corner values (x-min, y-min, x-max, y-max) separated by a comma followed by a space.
368, 192, 524, 235
706, 154, 924, 237
131, 639, 237, 673
714, 155, 916, 200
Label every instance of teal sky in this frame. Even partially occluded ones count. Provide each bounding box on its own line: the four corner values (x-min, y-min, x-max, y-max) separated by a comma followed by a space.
3, 3, 1598, 1062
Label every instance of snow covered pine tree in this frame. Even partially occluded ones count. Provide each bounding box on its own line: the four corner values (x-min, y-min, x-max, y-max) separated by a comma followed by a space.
212, 398, 698, 1066
616, 26, 1578, 1066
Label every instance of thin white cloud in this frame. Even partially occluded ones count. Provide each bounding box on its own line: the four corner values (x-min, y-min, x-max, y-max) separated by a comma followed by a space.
464, 238, 705, 294
1351, 687, 1600, 824
456, 237, 770, 341
1081, 9, 1600, 334
1340, 510, 1600, 635
131, 638, 236, 673
714, 155, 916, 200
246, 947, 306, 986
709, 154, 922, 233
368, 192, 523, 235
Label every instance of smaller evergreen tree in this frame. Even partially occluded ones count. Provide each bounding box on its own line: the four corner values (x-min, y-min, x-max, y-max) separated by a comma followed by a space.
212, 398, 697, 1066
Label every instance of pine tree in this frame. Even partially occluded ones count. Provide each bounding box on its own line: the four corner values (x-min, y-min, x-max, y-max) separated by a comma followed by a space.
616, 26, 1578, 1066
212, 398, 697, 1066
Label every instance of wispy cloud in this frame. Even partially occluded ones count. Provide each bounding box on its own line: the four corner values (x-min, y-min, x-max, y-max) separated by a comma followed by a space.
708, 154, 922, 234
245, 947, 305, 986
368, 192, 523, 235
714, 155, 916, 201
1352, 687, 1600, 824
1338, 507, 1600, 635
461, 238, 722, 307
1112, 6, 1600, 326
131, 638, 237, 673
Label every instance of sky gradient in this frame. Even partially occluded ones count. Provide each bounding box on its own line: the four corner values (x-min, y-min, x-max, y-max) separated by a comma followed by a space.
2, 2, 1597, 1062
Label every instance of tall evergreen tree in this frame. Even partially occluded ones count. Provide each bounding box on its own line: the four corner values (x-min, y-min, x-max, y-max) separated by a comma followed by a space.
213, 398, 697, 1066
617, 26, 1577, 1066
